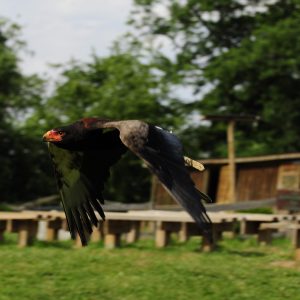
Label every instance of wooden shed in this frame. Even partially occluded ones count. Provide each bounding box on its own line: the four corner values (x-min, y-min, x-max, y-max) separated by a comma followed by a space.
152, 153, 300, 209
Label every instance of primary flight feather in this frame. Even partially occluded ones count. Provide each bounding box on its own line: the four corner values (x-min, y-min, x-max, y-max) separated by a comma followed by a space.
43, 118, 212, 245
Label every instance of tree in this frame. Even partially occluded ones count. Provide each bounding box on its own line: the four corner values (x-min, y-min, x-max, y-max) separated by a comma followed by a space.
0, 18, 53, 204
30, 52, 180, 127
129, 0, 300, 157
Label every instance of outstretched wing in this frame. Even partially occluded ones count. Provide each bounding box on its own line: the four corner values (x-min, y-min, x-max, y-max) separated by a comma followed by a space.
48, 136, 126, 245
122, 125, 212, 238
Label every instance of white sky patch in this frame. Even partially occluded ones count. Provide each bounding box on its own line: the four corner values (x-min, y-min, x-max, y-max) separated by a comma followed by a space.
152, 3, 170, 18
0, 0, 132, 77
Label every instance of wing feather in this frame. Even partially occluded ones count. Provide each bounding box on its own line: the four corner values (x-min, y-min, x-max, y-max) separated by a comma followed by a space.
119, 124, 212, 238
48, 137, 126, 245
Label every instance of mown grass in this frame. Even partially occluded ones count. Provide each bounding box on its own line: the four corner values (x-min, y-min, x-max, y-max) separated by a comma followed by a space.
0, 234, 299, 300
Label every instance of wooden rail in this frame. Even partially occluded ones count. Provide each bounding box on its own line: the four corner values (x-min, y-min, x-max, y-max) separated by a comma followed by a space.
1, 210, 300, 258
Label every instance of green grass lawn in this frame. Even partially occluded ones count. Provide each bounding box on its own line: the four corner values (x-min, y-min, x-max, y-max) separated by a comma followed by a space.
0, 234, 299, 300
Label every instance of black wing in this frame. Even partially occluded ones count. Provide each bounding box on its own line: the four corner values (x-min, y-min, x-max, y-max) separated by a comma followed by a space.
48, 132, 126, 245
126, 125, 212, 238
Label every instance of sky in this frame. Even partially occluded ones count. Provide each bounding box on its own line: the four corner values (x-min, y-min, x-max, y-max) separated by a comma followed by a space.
0, 0, 199, 105
0, 0, 132, 77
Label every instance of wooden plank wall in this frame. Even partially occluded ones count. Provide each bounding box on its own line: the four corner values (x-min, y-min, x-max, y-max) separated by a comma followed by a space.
236, 166, 278, 201
216, 166, 231, 203
216, 165, 278, 203
152, 161, 300, 206
152, 170, 210, 209
277, 164, 300, 190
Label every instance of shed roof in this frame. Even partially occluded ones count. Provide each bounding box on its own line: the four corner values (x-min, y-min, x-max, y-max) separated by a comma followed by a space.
199, 152, 300, 165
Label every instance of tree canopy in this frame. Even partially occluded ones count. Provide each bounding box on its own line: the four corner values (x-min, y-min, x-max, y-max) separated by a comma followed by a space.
0, 19, 52, 203
129, 0, 300, 156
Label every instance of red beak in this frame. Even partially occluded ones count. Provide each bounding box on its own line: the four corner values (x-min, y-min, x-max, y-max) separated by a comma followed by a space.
43, 130, 62, 142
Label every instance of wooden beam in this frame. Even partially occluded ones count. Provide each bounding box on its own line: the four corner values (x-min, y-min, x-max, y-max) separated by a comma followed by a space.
46, 219, 63, 241
227, 120, 236, 202
126, 221, 141, 244
203, 114, 258, 203
200, 152, 300, 165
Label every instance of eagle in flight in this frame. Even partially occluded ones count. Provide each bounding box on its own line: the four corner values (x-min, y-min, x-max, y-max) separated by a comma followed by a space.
43, 118, 212, 245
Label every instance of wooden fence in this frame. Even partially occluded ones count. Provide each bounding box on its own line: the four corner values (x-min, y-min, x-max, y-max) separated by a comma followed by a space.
1, 210, 300, 260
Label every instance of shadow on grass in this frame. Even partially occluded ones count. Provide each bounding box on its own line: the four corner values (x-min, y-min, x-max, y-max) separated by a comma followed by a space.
1, 232, 18, 246
0, 234, 76, 249
34, 240, 74, 249
123, 238, 267, 258
35, 239, 107, 250
212, 237, 267, 257
118, 239, 155, 251
224, 249, 266, 257
122, 237, 204, 254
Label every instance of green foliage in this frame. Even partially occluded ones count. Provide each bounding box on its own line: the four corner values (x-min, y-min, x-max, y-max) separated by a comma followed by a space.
0, 19, 44, 125
0, 236, 299, 300
130, 0, 300, 157
0, 131, 56, 203
0, 203, 13, 211
31, 53, 179, 127
201, 8, 300, 155
0, 18, 53, 203
237, 207, 273, 214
